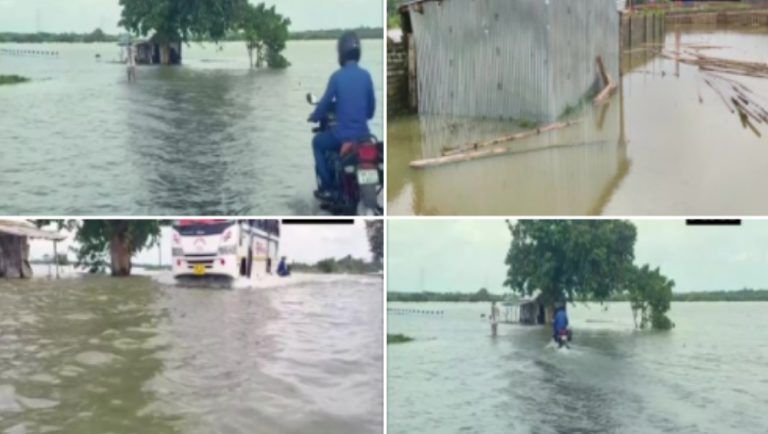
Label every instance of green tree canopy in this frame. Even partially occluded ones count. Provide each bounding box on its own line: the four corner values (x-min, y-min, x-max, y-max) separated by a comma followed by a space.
504, 220, 637, 305
119, 0, 247, 43
626, 264, 675, 330
74, 220, 167, 276
504, 220, 674, 330
237, 2, 291, 69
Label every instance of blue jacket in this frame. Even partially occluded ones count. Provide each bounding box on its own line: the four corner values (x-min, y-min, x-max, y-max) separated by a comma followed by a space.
310, 61, 376, 142
553, 308, 569, 335
277, 259, 290, 277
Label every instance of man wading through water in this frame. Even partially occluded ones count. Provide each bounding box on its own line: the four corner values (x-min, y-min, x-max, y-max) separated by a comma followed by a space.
126, 45, 136, 83
490, 301, 500, 337
308, 32, 376, 201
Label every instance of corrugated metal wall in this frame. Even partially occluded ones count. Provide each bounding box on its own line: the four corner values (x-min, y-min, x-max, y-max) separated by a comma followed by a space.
408, 0, 620, 122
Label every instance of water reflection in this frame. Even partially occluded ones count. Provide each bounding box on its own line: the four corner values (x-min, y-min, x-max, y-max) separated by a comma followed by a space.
125, 68, 254, 214
389, 91, 629, 215
389, 25, 768, 215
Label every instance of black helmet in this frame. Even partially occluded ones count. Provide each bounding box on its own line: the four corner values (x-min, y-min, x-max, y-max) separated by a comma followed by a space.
337, 31, 361, 66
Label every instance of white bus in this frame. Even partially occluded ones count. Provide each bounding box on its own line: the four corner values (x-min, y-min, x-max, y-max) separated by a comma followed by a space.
171, 220, 280, 283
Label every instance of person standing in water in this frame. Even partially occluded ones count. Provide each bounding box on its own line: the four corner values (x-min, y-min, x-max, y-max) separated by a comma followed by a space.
127, 45, 136, 83
490, 301, 500, 337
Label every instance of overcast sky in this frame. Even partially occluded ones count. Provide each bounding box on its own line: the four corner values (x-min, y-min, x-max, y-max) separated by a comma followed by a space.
387, 220, 768, 294
0, 0, 382, 33
30, 220, 373, 265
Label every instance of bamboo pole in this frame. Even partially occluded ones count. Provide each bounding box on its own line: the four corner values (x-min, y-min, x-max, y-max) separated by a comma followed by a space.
441, 120, 582, 157
410, 120, 582, 169
594, 56, 617, 106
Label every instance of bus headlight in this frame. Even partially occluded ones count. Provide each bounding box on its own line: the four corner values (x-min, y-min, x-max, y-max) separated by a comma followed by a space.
218, 245, 237, 255
171, 248, 184, 257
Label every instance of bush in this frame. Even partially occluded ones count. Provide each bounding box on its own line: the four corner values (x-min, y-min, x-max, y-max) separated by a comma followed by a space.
651, 312, 673, 330
387, 334, 414, 344
0, 75, 30, 86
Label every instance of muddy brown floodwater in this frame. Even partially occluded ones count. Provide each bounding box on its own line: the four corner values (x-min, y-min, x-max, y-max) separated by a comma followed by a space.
388, 26, 768, 216
0, 275, 383, 434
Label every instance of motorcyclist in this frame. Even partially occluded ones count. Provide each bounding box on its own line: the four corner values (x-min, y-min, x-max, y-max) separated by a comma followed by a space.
277, 256, 290, 277
308, 31, 376, 201
552, 302, 569, 346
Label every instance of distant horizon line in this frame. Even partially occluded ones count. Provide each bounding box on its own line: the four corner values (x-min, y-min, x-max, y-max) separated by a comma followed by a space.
388, 288, 768, 295
0, 26, 384, 35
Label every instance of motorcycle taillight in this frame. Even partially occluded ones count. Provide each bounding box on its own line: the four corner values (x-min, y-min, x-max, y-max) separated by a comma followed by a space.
358, 145, 378, 162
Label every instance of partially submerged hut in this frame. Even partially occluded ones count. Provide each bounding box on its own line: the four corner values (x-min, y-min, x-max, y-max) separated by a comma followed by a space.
518, 290, 546, 325
0, 220, 66, 279
122, 32, 183, 65
399, 0, 620, 122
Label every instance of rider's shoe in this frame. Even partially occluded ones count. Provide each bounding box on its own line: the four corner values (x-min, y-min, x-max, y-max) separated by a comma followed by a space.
314, 189, 334, 202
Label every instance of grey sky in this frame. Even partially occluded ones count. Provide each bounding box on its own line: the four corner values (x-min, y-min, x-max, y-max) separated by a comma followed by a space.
387, 220, 768, 294
30, 220, 373, 266
0, 0, 382, 33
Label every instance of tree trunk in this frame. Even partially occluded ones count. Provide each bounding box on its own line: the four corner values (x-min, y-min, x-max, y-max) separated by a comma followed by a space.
256, 45, 265, 68
159, 42, 171, 65
0, 235, 32, 279
545, 305, 555, 324
109, 233, 132, 277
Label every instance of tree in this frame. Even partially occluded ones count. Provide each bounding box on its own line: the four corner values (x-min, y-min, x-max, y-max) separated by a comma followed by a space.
366, 220, 384, 264
74, 220, 166, 276
119, 0, 247, 64
84, 28, 107, 43
625, 264, 674, 330
316, 258, 337, 274
504, 220, 637, 306
237, 3, 290, 69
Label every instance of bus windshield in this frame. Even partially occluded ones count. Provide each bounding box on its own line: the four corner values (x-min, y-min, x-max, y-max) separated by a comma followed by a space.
174, 220, 235, 236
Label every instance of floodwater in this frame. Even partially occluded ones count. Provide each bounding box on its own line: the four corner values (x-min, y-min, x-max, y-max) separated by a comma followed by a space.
388, 301, 768, 434
0, 275, 383, 433
0, 40, 383, 215
388, 27, 768, 215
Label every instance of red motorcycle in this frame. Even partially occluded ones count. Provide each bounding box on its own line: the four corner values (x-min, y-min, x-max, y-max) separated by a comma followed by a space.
307, 93, 383, 216
555, 329, 573, 349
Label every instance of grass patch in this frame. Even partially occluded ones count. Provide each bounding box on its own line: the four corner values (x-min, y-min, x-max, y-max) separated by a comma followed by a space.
387, 334, 414, 344
0, 75, 30, 86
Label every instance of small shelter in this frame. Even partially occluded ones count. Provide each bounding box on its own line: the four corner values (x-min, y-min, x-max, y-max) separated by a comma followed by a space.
125, 32, 182, 65
0, 220, 66, 279
519, 290, 546, 325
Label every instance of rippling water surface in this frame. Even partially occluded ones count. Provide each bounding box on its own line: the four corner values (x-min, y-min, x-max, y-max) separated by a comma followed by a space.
388, 302, 768, 434
0, 40, 383, 215
0, 275, 382, 433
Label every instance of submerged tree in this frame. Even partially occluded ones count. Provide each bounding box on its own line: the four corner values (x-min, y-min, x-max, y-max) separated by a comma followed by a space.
504, 220, 673, 330
119, 0, 247, 64
626, 264, 675, 330
504, 220, 637, 305
74, 220, 166, 276
238, 2, 291, 69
